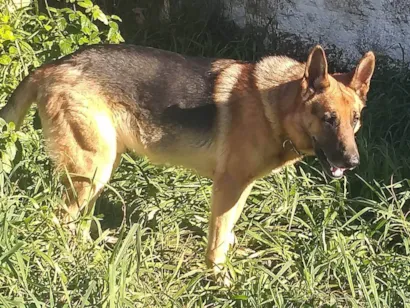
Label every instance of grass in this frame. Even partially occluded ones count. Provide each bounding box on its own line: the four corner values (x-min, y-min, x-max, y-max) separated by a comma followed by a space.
1, 3, 410, 307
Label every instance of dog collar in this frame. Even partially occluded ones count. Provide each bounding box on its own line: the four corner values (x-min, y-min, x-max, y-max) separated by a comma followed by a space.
283, 139, 303, 156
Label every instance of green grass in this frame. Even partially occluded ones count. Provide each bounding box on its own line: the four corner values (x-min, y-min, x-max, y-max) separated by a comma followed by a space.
1, 2, 410, 307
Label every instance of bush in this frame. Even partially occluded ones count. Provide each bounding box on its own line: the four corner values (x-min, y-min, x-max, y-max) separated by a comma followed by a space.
0, 0, 123, 101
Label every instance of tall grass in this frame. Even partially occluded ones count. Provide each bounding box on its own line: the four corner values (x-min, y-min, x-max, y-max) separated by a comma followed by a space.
1, 1, 410, 307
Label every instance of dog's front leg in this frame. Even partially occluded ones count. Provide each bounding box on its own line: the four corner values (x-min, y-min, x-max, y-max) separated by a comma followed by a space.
206, 174, 253, 275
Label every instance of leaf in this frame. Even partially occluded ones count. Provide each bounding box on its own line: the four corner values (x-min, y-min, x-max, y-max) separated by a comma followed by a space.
6, 142, 17, 161
108, 31, 124, 43
80, 280, 96, 308
8, 122, 15, 131
58, 39, 72, 55
1, 14, 10, 23
90, 23, 99, 33
0, 242, 25, 263
90, 36, 101, 44
3, 29, 15, 41
81, 26, 91, 35
80, 14, 92, 34
93, 7, 108, 25
68, 13, 77, 22
108, 21, 118, 31
0, 54, 11, 65
78, 36, 89, 45
56, 18, 67, 31
8, 46, 17, 56
111, 15, 122, 22
0, 154, 12, 174
77, 0, 93, 9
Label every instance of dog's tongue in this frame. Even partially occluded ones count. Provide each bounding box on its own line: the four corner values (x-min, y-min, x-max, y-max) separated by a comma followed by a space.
331, 166, 345, 177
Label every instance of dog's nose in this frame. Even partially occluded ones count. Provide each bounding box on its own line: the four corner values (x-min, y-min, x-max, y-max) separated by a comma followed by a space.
345, 154, 360, 169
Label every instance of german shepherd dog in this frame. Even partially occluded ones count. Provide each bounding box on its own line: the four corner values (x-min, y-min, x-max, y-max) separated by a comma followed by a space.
0, 44, 375, 277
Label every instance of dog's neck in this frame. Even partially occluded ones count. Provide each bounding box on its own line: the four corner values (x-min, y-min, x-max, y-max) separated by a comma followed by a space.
260, 78, 315, 160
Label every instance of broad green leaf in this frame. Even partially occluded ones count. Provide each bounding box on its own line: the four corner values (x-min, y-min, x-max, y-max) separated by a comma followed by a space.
77, 0, 93, 9
8, 46, 17, 55
78, 36, 89, 45
0, 54, 11, 65
59, 38, 72, 55
2, 29, 15, 41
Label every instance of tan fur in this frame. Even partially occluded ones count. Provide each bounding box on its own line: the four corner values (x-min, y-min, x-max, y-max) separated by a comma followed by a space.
33, 66, 119, 222
0, 46, 375, 281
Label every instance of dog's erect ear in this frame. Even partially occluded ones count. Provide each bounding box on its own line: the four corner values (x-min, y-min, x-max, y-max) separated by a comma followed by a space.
349, 51, 375, 99
303, 45, 330, 92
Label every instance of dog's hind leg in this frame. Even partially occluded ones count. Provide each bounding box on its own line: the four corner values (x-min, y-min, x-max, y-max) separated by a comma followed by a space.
37, 92, 119, 237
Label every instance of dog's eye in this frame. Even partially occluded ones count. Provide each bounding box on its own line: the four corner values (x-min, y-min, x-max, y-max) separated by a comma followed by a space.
323, 112, 337, 126
352, 112, 360, 127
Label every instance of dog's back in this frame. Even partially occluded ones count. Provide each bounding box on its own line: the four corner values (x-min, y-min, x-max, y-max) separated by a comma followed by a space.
45, 45, 218, 148
4, 45, 232, 175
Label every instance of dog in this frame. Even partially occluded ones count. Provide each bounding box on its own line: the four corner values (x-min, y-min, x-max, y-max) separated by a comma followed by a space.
0, 44, 375, 277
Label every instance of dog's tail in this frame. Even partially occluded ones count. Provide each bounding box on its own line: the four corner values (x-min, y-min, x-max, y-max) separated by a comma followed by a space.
0, 72, 38, 129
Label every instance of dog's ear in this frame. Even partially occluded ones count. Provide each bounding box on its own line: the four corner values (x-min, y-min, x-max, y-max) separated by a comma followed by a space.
303, 45, 330, 92
349, 51, 375, 99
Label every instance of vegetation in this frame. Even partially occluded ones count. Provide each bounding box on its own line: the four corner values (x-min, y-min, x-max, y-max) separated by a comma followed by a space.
0, 1, 409, 306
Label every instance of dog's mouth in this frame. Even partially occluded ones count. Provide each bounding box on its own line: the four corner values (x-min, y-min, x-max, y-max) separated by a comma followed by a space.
312, 138, 350, 179
315, 147, 345, 178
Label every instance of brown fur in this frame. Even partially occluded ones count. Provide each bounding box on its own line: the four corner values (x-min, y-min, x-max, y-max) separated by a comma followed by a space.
0, 45, 375, 280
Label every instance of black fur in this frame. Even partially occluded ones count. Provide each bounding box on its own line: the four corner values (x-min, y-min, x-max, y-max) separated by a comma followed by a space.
54, 44, 219, 137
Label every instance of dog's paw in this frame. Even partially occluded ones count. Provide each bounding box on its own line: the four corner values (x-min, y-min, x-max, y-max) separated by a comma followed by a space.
206, 262, 233, 287
217, 269, 233, 288
205, 252, 234, 288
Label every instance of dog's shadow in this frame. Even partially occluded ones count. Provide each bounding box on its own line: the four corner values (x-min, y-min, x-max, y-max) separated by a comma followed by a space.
93, 172, 209, 240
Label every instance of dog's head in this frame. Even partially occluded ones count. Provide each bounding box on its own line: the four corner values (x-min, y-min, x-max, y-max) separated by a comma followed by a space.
295, 46, 375, 178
